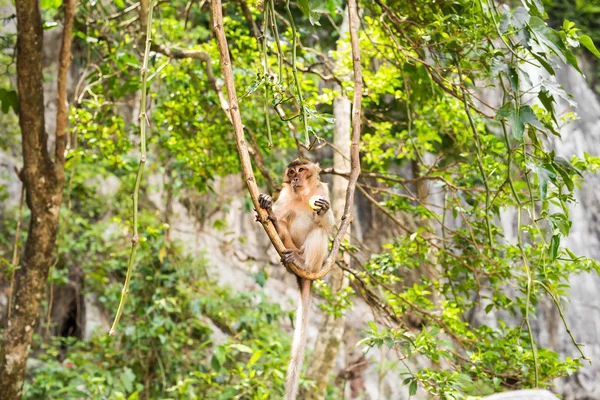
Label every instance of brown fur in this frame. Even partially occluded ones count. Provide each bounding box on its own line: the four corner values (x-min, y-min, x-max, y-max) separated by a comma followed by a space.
261, 159, 334, 400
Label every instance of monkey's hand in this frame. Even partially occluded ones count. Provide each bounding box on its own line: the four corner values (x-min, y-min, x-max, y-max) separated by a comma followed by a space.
282, 249, 305, 268
258, 193, 273, 210
314, 198, 330, 215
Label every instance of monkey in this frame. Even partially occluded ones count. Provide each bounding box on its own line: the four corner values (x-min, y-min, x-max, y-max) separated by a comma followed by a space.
258, 158, 334, 400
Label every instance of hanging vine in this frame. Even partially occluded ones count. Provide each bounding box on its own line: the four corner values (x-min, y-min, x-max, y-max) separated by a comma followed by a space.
109, 0, 156, 336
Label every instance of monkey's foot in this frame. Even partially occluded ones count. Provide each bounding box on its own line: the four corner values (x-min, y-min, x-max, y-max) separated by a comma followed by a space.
258, 193, 273, 209
282, 249, 305, 268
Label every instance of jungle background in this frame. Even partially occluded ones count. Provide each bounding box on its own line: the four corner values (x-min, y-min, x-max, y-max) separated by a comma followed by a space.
1, 0, 600, 399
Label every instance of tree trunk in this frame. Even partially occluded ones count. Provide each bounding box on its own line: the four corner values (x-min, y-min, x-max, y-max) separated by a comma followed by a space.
302, 11, 352, 400
0, 0, 75, 397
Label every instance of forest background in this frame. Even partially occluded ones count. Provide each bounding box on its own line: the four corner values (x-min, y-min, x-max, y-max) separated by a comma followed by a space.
2, 0, 600, 399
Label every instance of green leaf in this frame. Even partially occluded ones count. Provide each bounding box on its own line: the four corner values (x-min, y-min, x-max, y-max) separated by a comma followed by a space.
115, 0, 125, 8
549, 213, 571, 236
554, 156, 583, 177
210, 354, 221, 372
230, 343, 253, 353
127, 391, 139, 400
327, 0, 336, 17
507, 67, 519, 93
297, 0, 311, 18
528, 17, 580, 73
499, 11, 511, 34
217, 388, 238, 400
367, 320, 378, 333
530, 52, 555, 75
409, 380, 418, 396
554, 163, 574, 191
247, 350, 263, 369
41, 0, 62, 9
525, 0, 545, 17
495, 104, 544, 140
43, 21, 59, 30
578, 35, 600, 58
549, 234, 560, 260
535, 163, 556, 200
538, 89, 557, 125
496, 102, 521, 139
121, 367, 136, 393
254, 270, 268, 287
512, 7, 530, 29
519, 105, 544, 131
0, 89, 18, 115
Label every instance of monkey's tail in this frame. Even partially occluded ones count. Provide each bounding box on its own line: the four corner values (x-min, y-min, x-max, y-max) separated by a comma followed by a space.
284, 278, 312, 400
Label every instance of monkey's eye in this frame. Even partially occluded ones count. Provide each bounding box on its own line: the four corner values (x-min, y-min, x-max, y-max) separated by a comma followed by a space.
299, 167, 304, 172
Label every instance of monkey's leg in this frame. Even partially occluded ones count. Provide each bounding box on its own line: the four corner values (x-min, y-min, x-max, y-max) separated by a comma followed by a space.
301, 228, 329, 273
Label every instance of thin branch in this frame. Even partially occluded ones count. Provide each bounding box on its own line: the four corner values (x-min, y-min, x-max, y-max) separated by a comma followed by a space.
245, 126, 275, 193
284, 0, 310, 144
54, 0, 77, 167
356, 184, 412, 233
321, 0, 363, 274
237, 0, 259, 39
109, 0, 155, 336
210, 0, 361, 280
7, 182, 25, 321
109, 2, 140, 20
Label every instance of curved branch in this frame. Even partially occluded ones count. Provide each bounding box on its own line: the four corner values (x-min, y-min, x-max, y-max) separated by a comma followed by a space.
210, 0, 361, 280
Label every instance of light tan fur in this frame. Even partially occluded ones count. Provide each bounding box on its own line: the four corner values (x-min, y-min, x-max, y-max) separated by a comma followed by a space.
260, 159, 334, 400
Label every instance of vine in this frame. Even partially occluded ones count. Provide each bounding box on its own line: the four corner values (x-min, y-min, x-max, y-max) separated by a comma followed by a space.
109, 0, 156, 336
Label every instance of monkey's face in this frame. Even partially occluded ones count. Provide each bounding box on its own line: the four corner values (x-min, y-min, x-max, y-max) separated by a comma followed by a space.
286, 163, 313, 192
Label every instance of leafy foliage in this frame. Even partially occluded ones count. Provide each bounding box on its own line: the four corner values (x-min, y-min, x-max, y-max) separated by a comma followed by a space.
1, 0, 600, 398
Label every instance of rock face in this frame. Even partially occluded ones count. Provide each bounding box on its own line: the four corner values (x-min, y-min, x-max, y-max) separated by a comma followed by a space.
483, 390, 559, 400
539, 64, 600, 399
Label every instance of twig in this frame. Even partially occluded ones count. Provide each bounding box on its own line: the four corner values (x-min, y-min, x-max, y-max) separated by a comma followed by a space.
261, 2, 273, 146
109, 0, 155, 336
457, 63, 493, 247
321, 0, 363, 275
356, 184, 412, 233
7, 183, 25, 321
537, 281, 590, 363
268, 0, 283, 83
284, 0, 310, 145
54, 0, 77, 166
237, 0, 259, 39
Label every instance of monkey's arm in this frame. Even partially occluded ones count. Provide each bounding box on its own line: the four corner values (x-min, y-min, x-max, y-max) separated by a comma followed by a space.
259, 193, 299, 251
258, 193, 283, 234
312, 198, 335, 231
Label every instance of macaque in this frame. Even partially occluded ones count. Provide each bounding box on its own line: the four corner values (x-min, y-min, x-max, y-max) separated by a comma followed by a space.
259, 158, 334, 400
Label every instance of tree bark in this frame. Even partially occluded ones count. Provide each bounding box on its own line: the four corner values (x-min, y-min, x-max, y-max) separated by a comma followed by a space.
302, 10, 353, 400
0, 0, 75, 398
